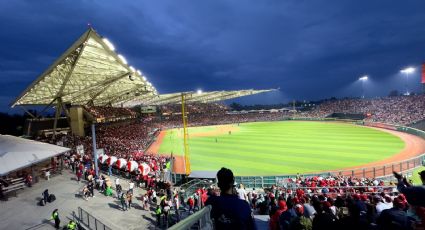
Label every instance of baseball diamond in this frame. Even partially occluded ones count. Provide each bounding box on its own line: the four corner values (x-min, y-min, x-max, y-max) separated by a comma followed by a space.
152, 121, 412, 176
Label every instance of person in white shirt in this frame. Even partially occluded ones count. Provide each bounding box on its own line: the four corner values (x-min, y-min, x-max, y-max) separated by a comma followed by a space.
375, 195, 393, 215
45, 170, 51, 181
152, 190, 157, 203
143, 193, 149, 210
129, 180, 134, 193
236, 184, 247, 202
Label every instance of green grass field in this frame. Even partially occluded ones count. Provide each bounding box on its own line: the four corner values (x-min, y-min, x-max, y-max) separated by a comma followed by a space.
159, 121, 405, 176
410, 166, 425, 185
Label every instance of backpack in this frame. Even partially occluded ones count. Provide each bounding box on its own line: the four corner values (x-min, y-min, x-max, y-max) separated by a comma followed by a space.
48, 194, 56, 203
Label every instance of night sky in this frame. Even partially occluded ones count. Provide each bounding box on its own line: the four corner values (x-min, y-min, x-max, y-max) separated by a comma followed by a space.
1, 1, 425, 113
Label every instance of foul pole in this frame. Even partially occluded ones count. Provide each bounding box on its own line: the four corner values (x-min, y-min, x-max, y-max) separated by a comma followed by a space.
181, 93, 191, 175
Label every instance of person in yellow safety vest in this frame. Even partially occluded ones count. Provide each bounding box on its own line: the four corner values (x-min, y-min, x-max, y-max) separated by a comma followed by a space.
51, 209, 60, 229
155, 205, 162, 226
160, 194, 167, 205
67, 220, 77, 230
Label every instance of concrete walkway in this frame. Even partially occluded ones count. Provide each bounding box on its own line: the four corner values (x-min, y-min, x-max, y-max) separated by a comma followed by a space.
0, 170, 158, 230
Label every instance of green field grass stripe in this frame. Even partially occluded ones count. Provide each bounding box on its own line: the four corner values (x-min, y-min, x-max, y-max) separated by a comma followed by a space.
159, 121, 405, 176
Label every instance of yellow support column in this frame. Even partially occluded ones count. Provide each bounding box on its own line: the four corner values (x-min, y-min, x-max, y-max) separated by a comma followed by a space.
181, 93, 191, 175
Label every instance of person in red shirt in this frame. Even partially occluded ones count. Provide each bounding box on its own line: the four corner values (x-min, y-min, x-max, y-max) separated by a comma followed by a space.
76, 170, 82, 183
187, 196, 195, 213
269, 200, 287, 230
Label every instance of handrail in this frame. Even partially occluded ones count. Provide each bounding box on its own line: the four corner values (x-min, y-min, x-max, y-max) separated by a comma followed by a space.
180, 179, 204, 190
183, 179, 214, 200
327, 153, 425, 174
168, 205, 213, 230
286, 185, 396, 190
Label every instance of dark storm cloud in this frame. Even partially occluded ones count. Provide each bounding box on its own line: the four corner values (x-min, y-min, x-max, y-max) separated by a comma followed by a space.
1, 0, 425, 113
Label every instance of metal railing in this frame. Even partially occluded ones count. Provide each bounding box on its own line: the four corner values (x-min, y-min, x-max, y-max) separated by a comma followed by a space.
181, 179, 214, 200
231, 153, 425, 188
282, 185, 397, 198
328, 153, 425, 179
77, 207, 113, 230
168, 205, 213, 230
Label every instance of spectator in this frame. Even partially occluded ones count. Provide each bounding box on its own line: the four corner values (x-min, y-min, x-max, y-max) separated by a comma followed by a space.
312, 201, 337, 230
269, 200, 287, 230
205, 167, 256, 229
377, 197, 412, 230
394, 171, 425, 207
289, 204, 312, 230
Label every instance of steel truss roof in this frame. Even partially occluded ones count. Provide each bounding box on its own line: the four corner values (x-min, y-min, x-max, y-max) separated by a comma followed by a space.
121, 89, 275, 107
12, 28, 157, 107
12, 28, 274, 109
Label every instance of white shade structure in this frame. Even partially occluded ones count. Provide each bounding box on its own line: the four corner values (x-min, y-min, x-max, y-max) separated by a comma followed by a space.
116, 158, 127, 169
98, 154, 109, 164
106, 156, 117, 166
138, 163, 151, 176
126, 161, 139, 172
0, 135, 70, 176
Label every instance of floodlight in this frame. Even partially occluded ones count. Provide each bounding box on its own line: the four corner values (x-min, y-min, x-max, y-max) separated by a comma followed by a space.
142, 76, 147, 81
129, 66, 135, 72
400, 67, 415, 74
137, 70, 142, 75
197, 89, 203, 94
118, 54, 127, 65
359, 75, 368, 81
102, 38, 115, 51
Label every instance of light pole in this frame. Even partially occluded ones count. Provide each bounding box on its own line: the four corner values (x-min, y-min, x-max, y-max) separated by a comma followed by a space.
400, 67, 415, 95
359, 75, 368, 98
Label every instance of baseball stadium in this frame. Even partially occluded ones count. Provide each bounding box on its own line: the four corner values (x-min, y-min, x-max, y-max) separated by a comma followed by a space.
2, 27, 425, 229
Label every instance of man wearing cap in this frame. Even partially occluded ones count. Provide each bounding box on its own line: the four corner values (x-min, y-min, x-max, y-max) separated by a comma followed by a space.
377, 197, 411, 230
269, 200, 287, 230
312, 201, 337, 230
375, 195, 392, 216
289, 204, 312, 230
205, 167, 256, 230
394, 170, 425, 207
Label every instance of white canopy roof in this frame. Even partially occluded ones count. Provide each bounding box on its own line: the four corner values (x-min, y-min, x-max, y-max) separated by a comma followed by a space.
121, 89, 275, 107
12, 28, 157, 107
0, 135, 70, 176
11, 27, 275, 108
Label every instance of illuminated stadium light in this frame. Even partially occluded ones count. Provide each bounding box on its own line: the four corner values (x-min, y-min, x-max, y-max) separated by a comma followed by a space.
137, 70, 142, 75
359, 75, 368, 81
400, 67, 415, 95
102, 38, 115, 51
400, 67, 415, 74
142, 76, 147, 81
359, 75, 368, 98
129, 66, 135, 72
117, 54, 127, 65
197, 89, 203, 94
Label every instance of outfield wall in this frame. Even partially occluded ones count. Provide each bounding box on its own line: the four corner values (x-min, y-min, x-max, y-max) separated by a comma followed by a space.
173, 119, 425, 187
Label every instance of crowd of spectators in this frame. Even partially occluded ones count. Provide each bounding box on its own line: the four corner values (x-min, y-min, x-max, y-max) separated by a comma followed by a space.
84, 106, 137, 123
160, 103, 229, 115
301, 95, 425, 125
184, 168, 425, 230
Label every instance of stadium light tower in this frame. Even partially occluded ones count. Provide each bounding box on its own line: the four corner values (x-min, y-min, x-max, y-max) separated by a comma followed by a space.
400, 67, 415, 95
359, 75, 368, 98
